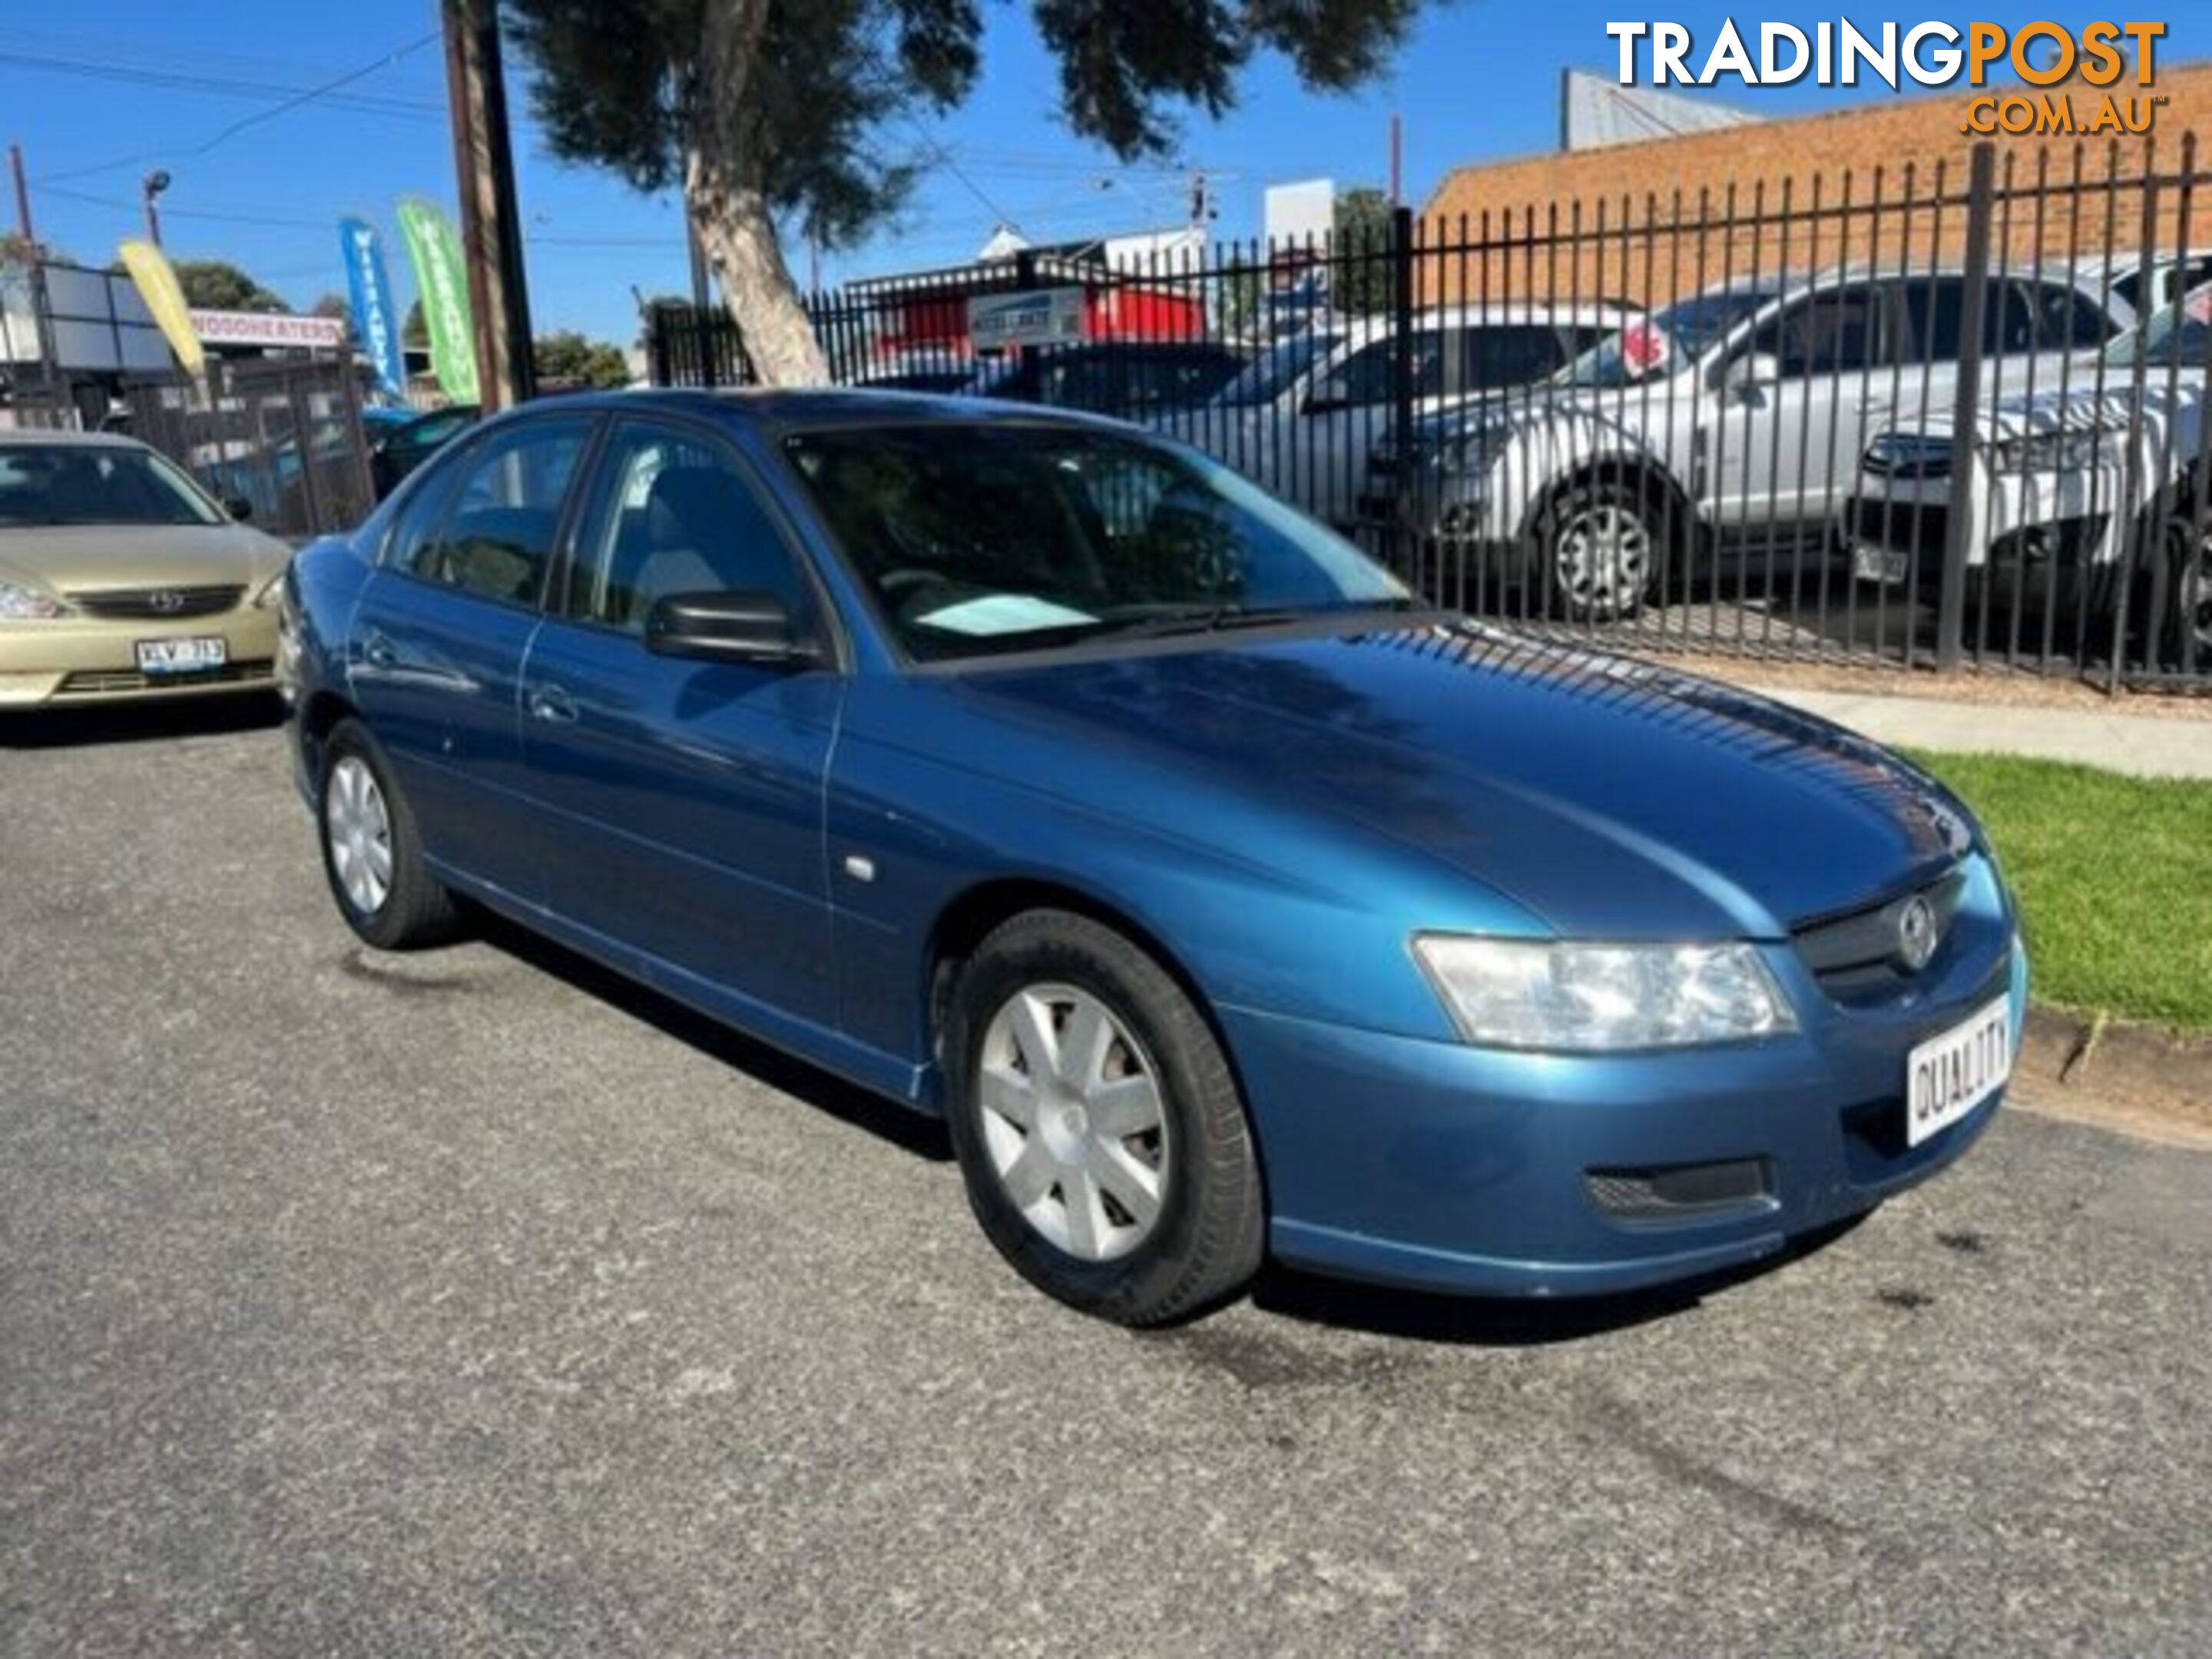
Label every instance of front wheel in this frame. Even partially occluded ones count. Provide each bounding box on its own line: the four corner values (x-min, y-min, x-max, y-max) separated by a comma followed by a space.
943, 910, 1264, 1326
2166, 515, 2212, 662
1535, 482, 1658, 622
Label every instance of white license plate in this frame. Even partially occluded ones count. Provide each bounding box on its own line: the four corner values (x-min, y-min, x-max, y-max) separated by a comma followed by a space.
1852, 544, 1909, 584
134, 636, 228, 675
1906, 996, 2013, 1147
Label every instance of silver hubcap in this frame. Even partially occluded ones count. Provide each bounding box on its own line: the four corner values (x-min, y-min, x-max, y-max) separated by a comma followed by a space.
325, 755, 393, 916
977, 984, 1169, 1263
1556, 505, 1651, 614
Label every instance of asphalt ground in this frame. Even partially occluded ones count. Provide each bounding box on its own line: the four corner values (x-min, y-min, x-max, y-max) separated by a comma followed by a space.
4, 698, 2210, 1657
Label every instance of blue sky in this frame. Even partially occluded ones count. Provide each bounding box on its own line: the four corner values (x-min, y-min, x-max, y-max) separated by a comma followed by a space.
8, 4, 2207, 343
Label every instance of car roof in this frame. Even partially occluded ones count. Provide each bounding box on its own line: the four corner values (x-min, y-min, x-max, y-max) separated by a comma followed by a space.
0, 427, 145, 450
482, 386, 1147, 437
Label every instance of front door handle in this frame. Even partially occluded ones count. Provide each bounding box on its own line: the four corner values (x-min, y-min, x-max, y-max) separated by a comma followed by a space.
528, 683, 578, 725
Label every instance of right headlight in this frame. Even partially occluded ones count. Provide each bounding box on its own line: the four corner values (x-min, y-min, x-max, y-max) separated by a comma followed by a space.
1412, 934, 1797, 1052
1432, 419, 1513, 476
0, 579, 75, 621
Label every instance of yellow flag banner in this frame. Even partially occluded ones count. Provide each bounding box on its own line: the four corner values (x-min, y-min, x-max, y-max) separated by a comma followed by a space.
117, 240, 204, 375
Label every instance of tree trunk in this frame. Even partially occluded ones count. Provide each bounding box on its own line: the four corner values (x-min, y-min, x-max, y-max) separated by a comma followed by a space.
685, 154, 826, 387
680, 0, 827, 388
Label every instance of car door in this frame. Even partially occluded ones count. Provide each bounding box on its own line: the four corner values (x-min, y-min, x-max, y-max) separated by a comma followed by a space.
518, 416, 845, 1026
345, 413, 595, 901
1709, 280, 1892, 543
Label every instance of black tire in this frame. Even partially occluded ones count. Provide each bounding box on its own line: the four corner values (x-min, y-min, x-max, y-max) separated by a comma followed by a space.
2164, 516, 2212, 664
317, 718, 460, 950
942, 909, 1264, 1326
1532, 478, 1658, 623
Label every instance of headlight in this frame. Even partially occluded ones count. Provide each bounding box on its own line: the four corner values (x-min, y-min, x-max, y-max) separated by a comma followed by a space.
1412, 934, 1797, 1051
0, 580, 74, 621
1987, 429, 2118, 475
1434, 422, 1511, 475
251, 570, 288, 609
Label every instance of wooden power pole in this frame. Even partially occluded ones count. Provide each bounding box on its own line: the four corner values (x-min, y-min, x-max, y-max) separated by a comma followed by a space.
441, 0, 536, 409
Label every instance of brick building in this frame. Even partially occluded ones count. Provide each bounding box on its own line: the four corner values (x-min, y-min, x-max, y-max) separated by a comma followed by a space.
1413, 61, 2212, 309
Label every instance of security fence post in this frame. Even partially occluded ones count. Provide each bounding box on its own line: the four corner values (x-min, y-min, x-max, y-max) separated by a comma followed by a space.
1390, 204, 1417, 576
1936, 142, 1997, 672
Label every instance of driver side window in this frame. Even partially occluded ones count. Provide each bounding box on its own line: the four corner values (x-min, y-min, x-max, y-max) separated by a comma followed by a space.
1747, 283, 1888, 378
560, 420, 810, 634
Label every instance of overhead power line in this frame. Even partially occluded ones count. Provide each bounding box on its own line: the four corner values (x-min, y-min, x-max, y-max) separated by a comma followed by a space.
0, 48, 444, 116
35, 29, 443, 185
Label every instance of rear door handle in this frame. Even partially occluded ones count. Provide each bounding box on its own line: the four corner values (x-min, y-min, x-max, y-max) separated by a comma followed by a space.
528, 683, 578, 725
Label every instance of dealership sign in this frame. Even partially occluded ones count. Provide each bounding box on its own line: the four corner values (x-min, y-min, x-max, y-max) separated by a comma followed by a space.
967, 287, 1084, 350
1604, 19, 2171, 136
187, 310, 348, 349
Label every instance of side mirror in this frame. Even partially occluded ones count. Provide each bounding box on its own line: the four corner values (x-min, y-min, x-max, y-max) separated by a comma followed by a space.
644, 591, 819, 667
224, 495, 254, 522
1725, 353, 1782, 392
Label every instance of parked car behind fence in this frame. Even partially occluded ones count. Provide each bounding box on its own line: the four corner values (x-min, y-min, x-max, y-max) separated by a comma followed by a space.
1361, 264, 2132, 621
1846, 280, 2212, 674
641, 137, 2212, 690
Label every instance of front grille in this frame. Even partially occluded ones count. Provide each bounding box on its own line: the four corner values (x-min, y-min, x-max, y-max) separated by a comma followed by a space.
1860, 434, 1955, 479
1586, 1158, 1773, 1222
57, 659, 274, 697
69, 584, 246, 621
1795, 866, 1969, 995
1849, 498, 1949, 562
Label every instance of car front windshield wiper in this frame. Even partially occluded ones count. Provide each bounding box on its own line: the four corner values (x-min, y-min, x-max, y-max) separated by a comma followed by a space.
1085, 596, 1426, 642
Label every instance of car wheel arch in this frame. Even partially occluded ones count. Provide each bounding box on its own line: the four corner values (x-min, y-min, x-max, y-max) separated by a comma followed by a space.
923, 878, 1240, 1089
1522, 457, 1697, 557
300, 689, 356, 783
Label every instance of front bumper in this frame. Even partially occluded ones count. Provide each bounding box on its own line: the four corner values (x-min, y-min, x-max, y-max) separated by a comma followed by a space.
1843, 459, 2125, 597
0, 608, 280, 708
1220, 934, 2027, 1299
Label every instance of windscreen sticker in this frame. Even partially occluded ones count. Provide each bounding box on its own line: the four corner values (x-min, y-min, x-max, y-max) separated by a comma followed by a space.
913, 594, 1099, 635
1620, 320, 1672, 373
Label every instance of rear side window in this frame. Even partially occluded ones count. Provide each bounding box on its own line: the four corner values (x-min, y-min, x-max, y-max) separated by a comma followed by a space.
398, 417, 592, 607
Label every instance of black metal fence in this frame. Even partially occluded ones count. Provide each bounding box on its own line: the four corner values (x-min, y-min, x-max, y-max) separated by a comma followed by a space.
647, 137, 2212, 692
126, 357, 376, 541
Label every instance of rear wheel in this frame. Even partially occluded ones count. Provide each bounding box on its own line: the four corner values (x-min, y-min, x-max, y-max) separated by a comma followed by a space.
943, 909, 1264, 1325
318, 720, 459, 950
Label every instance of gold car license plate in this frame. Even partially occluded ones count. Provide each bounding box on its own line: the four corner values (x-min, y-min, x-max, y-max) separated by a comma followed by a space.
135, 637, 228, 675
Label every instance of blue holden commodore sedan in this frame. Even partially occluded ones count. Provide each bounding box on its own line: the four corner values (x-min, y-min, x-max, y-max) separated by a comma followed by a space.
280, 389, 2027, 1326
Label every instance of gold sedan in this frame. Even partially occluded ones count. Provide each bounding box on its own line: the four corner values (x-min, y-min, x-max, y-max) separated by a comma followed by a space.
0, 429, 295, 709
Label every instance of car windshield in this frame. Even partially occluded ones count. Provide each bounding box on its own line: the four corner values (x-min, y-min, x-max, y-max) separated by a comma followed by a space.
0, 443, 224, 528
1558, 289, 1773, 387
1209, 331, 1340, 406
784, 422, 1412, 662
2103, 286, 2212, 371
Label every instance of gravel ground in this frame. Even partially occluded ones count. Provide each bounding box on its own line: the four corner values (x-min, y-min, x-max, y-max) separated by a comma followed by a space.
4, 700, 2210, 1657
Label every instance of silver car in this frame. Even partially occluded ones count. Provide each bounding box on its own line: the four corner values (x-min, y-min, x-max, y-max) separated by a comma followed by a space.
1177, 303, 1636, 528
1844, 280, 2212, 659
1364, 267, 2135, 620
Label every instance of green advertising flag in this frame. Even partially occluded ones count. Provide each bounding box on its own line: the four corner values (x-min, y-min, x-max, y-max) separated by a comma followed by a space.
395, 196, 479, 404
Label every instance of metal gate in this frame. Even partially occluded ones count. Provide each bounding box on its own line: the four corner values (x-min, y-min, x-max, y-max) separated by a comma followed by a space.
127, 356, 376, 541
